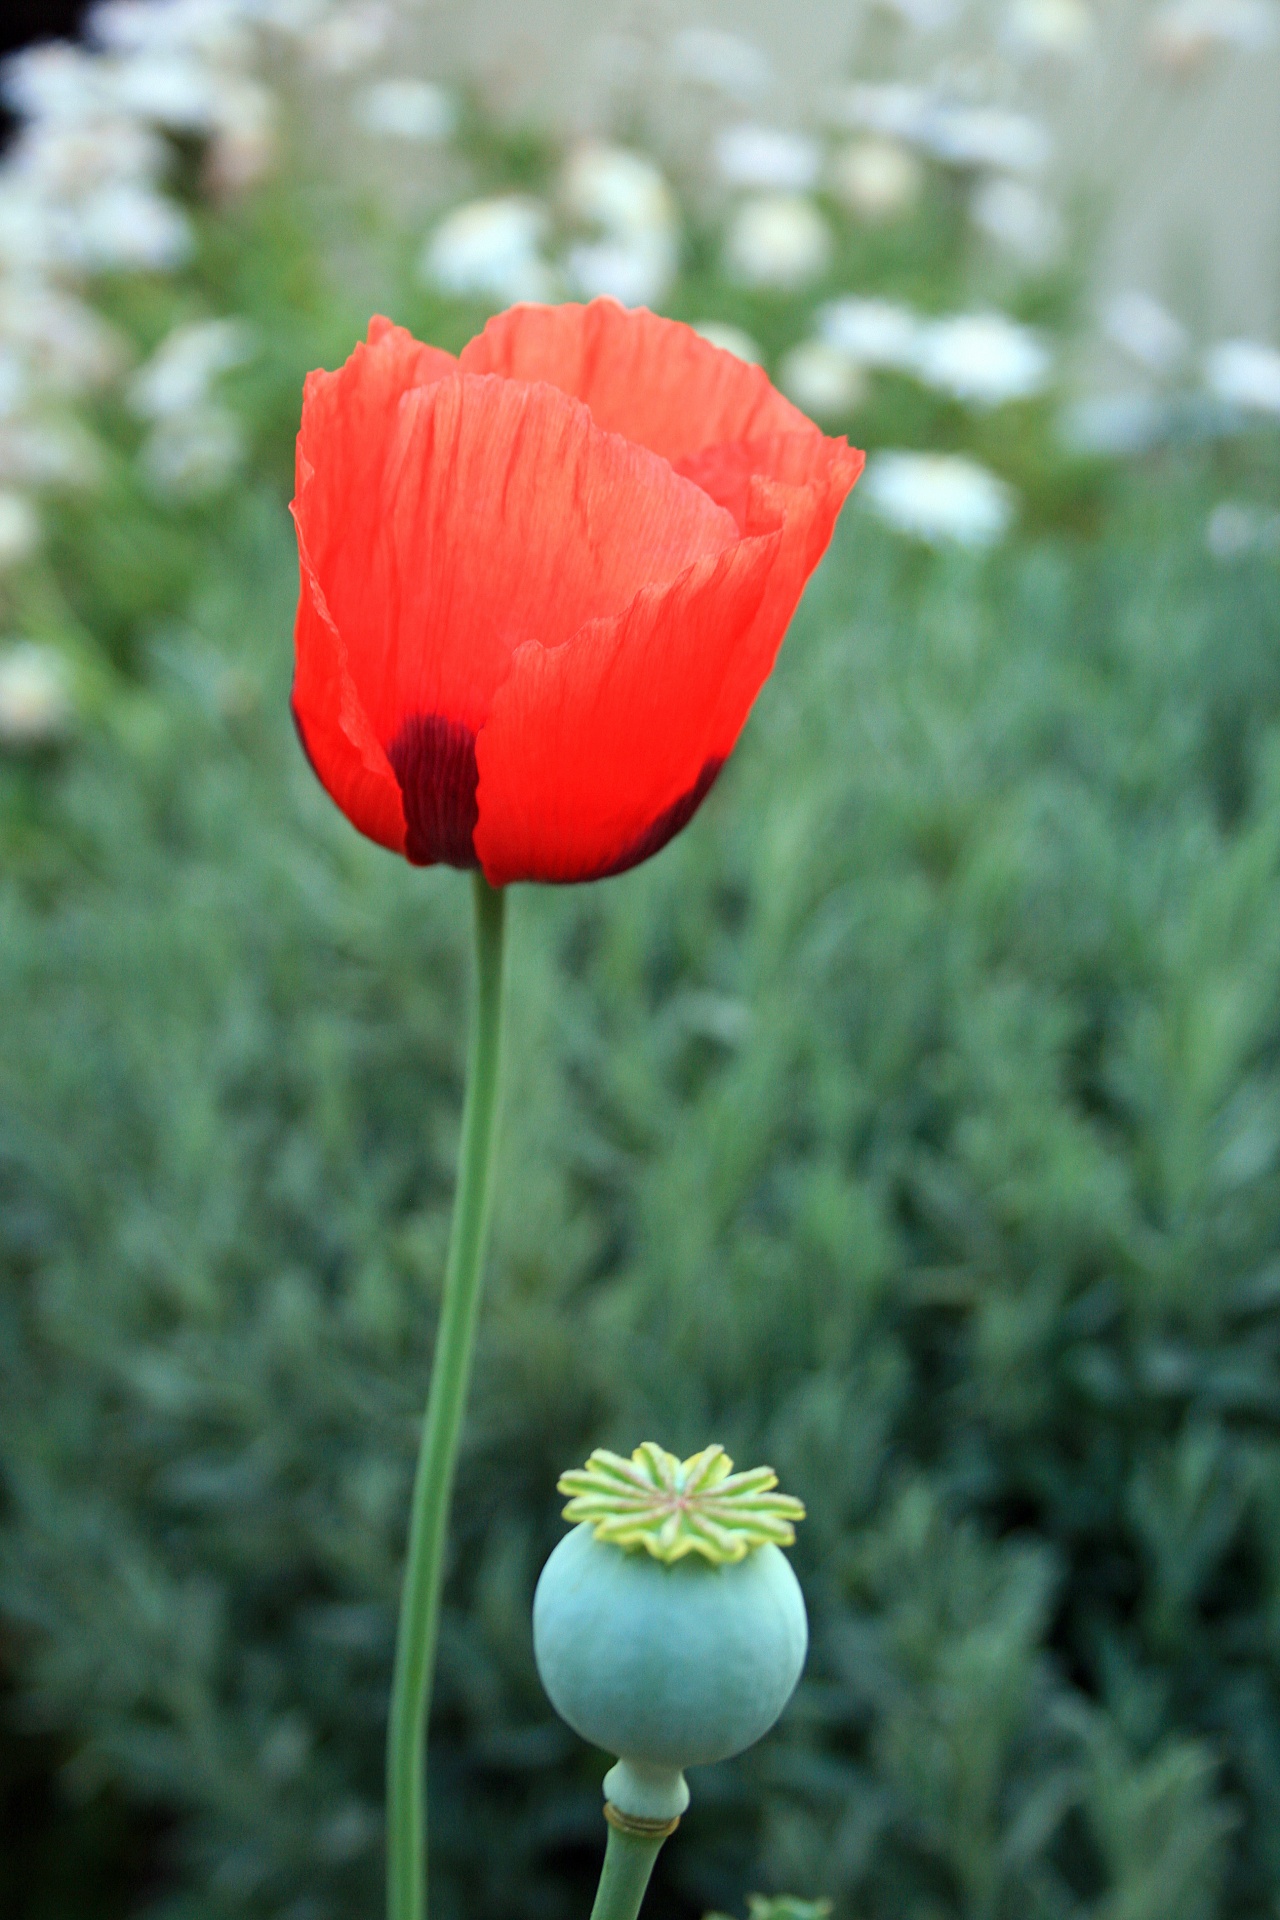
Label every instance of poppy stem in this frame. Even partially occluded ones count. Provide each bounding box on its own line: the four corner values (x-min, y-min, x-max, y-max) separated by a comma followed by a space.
588, 1816, 674, 1920
387, 872, 507, 1920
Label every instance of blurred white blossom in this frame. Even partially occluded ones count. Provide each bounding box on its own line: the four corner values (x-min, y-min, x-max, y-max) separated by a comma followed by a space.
1, 43, 110, 126
915, 312, 1052, 406
566, 237, 674, 309
353, 78, 456, 141
1101, 292, 1187, 377
1205, 338, 1280, 416
667, 28, 771, 101
0, 417, 103, 489
1149, 0, 1279, 68
561, 145, 677, 309
817, 297, 923, 371
1003, 0, 1096, 60
926, 105, 1051, 174
110, 51, 225, 130
0, 491, 39, 569
126, 316, 254, 500
824, 81, 933, 142
825, 85, 1050, 174
129, 317, 255, 420
777, 339, 865, 418
307, 1, 393, 74
141, 404, 244, 496
878, 0, 962, 28
724, 194, 831, 290
0, 285, 124, 393
970, 176, 1063, 266
1058, 391, 1168, 456
10, 115, 163, 201
830, 138, 923, 221
420, 196, 557, 306
691, 321, 763, 363
88, 0, 251, 63
81, 182, 195, 272
204, 79, 276, 194
0, 641, 74, 746
714, 125, 820, 192
562, 144, 673, 238
1206, 500, 1280, 559
862, 450, 1015, 547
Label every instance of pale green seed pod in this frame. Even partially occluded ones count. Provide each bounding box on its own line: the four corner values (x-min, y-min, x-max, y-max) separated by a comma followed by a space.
533, 1443, 808, 1823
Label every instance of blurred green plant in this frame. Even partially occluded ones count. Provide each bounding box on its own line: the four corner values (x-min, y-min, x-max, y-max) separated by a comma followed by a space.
2, 22, 1280, 1920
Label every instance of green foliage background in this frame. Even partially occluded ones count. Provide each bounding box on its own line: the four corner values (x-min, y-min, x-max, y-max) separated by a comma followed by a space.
3, 106, 1280, 1920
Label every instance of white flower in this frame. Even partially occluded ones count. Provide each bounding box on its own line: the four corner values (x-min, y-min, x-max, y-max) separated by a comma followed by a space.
0, 351, 26, 422
129, 318, 256, 419
915, 312, 1052, 407
878, 0, 962, 28
13, 115, 164, 198
862, 451, 1015, 547
691, 321, 763, 363
420, 196, 557, 306
565, 235, 675, 309
254, 0, 328, 33
0, 287, 125, 393
824, 82, 933, 143
1205, 501, 1280, 560
1003, 0, 1096, 59
970, 177, 1063, 266
0, 641, 73, 745
816, 297, 923, 371
111, 52, 223, 130
88, 0, 250, 62
829, 138, 923, 221
1149, 0, 1279, 67
141, 404, 244, 496
0, 491, 39, 570
353, 79, 456, 141
1101, 292, 1187, 377
724, 194, 831, 290
0, 417, 103, 489
925, 105, 1051, 174
1, 43, 111, 126
667, 28, 772, 101
1205, 339, 1280, 416
77, 183, 194, 271
1058, 392, 1167, 456
0, 182, 55, 273
561, 145, 678, 308
307, 0, 393, 74
714, 125, 820, 192
562, 144, 675, 240
204, 79, 276, 194
777, 340, 864, 419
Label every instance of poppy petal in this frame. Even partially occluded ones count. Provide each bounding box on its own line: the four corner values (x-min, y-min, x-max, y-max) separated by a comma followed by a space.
473, 433, 864, 884
472, 531, 779, 884
459, 299, 815, 466
296, 359, 743, 866
292, 523, 408, 855
676, 434, 865, 757
291, 315, 456, 850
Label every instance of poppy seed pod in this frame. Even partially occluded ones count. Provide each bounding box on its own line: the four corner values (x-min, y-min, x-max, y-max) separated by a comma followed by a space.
533, 1445, 808, 1822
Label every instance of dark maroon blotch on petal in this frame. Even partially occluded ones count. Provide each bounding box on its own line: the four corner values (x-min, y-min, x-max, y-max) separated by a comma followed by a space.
594, 759, 725, 881
387, 713, 480, 867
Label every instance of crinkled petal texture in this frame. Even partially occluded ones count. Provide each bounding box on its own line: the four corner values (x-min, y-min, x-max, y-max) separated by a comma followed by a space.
292, 301, 863, 883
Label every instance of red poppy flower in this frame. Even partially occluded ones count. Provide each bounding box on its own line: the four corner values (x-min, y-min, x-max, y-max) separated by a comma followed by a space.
291, 299, 863, 884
